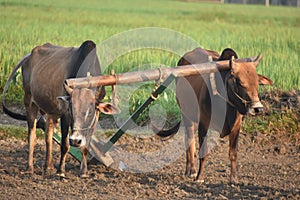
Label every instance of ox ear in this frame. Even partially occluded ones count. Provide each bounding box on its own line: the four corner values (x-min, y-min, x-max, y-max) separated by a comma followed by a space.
229, 56, 237, 73
258, 74, 273, 85
97, 102, 121, 115
57, 96, 70, 111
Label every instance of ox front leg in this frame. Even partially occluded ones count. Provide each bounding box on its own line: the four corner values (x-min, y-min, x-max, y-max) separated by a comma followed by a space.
79, 147, 89, 178
229, 131, 240, 185
57, 114, 70, 177
44, 116, 55, 172
184, 124, 197, 178
195, 124, 208, 183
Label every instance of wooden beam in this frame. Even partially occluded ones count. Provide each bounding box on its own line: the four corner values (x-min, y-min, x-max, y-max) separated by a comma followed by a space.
65, 57, 256, 89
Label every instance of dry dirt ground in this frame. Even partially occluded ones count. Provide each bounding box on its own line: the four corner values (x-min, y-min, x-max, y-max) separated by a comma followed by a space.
0, 90, 299, 199
0, 123, 299, 199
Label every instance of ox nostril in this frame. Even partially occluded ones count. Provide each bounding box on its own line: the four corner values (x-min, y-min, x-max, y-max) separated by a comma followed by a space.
76, 139, 82, 146
69, 139, 82, 147
254, 107, 264, 114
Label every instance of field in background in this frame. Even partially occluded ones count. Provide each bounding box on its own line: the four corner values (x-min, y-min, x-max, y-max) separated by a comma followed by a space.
0, 0, 299, 126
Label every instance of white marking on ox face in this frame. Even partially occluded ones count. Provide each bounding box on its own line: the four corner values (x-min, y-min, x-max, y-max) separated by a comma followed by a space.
67, 88, 97, 148
69, 133, 87, 148
248, 101, 264, 116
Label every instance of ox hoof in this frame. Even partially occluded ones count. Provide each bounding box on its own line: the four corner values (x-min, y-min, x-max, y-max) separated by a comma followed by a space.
45, 166, 54, 170
190, 173, 197, 178
80, 174, 89, 178
43, 166, 55, 176
24, 170, 34, 175
25, 166, 34, 174
230, 178, 239, 186
185, 172, 197, 178
56, 172, 65, 178
195, 178, 205, 184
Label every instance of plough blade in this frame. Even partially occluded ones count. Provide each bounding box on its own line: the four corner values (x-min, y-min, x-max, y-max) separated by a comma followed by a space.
53, 133, 82, 162
53, 133, 113, 167
87, 135, 114, 166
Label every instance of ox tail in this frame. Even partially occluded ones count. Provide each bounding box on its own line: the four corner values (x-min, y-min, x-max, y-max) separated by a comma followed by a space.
152, 121, 181, 139
2, 54, 31, 121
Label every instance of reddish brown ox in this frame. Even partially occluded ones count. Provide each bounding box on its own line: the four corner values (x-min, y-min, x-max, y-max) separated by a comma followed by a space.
2, 41, 119, 177
156, 48, 273, 183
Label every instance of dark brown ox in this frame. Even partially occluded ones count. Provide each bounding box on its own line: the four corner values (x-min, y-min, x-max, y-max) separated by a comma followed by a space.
156, 48, 273, 183
2, 41, 119, 177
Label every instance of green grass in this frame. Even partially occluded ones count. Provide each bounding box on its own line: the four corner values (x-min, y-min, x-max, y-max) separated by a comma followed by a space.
0, 125, 44, 140
0, 0, 299, 125
242, 109, 300, 144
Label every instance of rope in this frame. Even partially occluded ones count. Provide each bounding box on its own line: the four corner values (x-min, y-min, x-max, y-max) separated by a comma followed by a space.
151, 66, 164, 100
209, 72, 261, 108
210, 72, 236, 107
110, 69, 119, 106
72, 111, 99, 132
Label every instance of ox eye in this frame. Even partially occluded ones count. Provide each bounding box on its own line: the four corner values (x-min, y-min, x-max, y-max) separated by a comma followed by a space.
236, 78, 245, 88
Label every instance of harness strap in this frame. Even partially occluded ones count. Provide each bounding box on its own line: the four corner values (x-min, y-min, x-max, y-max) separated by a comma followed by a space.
208, 55, 236, 107
73, 111, 99, 132
151, 66, 164, 100
231, 90, 252, 107
226, 73, 259, 107
111, 69, 119, 107
209, 72, 236, 107
211, 72, 262, 109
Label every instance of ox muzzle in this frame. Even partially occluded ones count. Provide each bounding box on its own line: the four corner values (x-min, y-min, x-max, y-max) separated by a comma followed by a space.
248, 101, 264, 116
69, 132, 87, 148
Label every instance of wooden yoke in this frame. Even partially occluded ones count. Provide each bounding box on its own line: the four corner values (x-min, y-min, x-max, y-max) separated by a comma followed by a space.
65, 57, 256, 89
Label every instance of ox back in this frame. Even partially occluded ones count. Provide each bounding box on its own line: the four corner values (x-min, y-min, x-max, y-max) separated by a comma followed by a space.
24, 40, 105, 115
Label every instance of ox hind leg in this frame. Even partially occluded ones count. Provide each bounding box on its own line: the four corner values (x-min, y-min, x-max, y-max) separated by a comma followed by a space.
195, 123, 208, 183
25, 102, 39, 174
184, 121, 198, 178
57, 113, 70, 177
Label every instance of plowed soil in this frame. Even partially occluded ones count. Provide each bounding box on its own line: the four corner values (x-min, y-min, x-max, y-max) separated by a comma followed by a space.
0, 90, 299, 199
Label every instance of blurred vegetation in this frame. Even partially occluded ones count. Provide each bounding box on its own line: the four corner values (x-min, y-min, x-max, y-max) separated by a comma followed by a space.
0, 0, 299, 137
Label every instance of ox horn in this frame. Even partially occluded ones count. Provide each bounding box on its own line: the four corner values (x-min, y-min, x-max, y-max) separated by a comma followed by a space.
254, 53, 262, 67
229, 56, 236, 70
64, 82, 73, 94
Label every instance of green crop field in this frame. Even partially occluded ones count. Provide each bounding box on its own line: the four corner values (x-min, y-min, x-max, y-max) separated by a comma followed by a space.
0, 0, 299, 126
